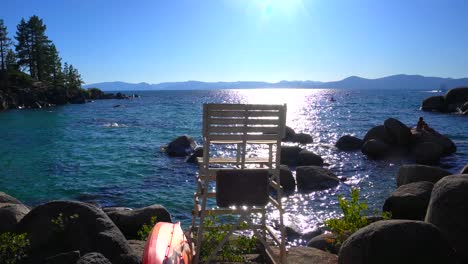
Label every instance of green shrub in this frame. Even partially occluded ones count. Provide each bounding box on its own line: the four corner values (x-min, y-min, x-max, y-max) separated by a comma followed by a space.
324, 188, 369, 245
0, 232, 30, 264
137, 216, 158, 241
198, 214, 257, 262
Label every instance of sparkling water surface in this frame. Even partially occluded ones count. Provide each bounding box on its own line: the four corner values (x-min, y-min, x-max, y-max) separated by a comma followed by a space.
1, 89, 467, 245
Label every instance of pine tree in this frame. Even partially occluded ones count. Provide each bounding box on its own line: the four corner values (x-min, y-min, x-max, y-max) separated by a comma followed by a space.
5, 49, 17, 71
15, 16, 51, 81
47, 44, 63, 86
0, 19, 11, 72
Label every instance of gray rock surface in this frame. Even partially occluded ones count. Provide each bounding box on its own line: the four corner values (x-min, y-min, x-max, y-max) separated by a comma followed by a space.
411, 142, 443, 165
273, 246, 338, 264
361, 139, 390, 159
0, 191, 23, 205
278, 165, 296, 193
363, 125, 394, 144
280, 145, 303, 166
383, 181, 434, 220
339, 220, 456, 264
165, 135, 197, 157
425, 174, 468, 263
76, 252, 112, 264
384, 118, 412, 146
421, 95, 446, 112
307, 233, 339, 254
396, 164, 451, 187
0, 203, 30, 233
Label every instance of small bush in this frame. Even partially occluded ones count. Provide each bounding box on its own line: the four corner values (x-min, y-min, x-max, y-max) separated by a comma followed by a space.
324, 188, 368, 245
137, 216, 158, 241
0, 232, 30, 264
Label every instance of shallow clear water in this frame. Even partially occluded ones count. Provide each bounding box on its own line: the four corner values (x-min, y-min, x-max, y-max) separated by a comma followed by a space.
1, 89, 466, 245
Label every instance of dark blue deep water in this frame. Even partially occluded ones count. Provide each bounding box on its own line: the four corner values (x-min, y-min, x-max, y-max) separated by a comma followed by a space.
1, 89, 467, 244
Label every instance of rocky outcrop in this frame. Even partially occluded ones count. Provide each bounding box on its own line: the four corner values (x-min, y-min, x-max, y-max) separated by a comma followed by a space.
104, 205, 171, 240
396, 164, 451, 187
0, 191, 23, 204
283, 126, 296, 142
335, 135, 363, 151
425, 174, 468, 263
280, 146, 303, 166
383, 181, 433, 220
164, 135, 197, 157
298, 150, 324, 166
16, 200, 139, 264
296, 166, 339, 191
339, 220, 456, 264
45, 251, 81, 264
359, 118, 456, 163
273, 246, 338, 264
421, 87, 468, 113
185, 146, 203, 163
384, 118, 412, 146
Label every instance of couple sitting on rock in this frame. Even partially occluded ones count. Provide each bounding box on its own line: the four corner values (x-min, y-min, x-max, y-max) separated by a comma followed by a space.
416, 117, 435, 133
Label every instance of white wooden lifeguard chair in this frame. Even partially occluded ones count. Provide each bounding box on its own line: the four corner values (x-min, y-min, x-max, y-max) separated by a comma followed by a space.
191, 103, 287, 264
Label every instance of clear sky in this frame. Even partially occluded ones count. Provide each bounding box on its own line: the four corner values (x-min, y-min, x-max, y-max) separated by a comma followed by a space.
1, 0, 467, 84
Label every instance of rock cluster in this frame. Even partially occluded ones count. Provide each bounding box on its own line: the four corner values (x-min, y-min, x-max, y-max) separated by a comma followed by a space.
0, 193, 171, 264
337, 117, 456, 164
421, 87, 468, 114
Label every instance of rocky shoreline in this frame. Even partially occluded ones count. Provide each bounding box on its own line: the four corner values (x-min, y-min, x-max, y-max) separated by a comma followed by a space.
421, 86, 468, 115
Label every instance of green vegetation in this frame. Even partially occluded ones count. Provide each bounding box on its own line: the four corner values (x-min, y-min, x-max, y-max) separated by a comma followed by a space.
324, 188, 369, 245
51, 213, 80, 233
0, 16, 102, 110
198, 214, 258, 262
137, 216, 158, 241
0, 232, 30, 264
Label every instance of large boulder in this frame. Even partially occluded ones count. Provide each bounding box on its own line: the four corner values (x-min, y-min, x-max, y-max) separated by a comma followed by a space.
425, 174, 468, 263
0, 203, 30, 233
45, 251, 81, 264
15, 201, 139, 264
382, 181, 434, 220
384, 118, 412, 146
0, 191, 23, 204
411, 129, 456, 156
165, 135, 197, 157
298, 150, 324, 166
292, 133, 313, 144
338, 220, 456, 264
421, 96, 446, 112
361, 139, 390, 159
411, 142, 443, 165
296, 166, 339, 191
280, 146, 303, 166
307, 233, 339, 254
278, 165, 296, 193
444, 87, 468, 111
363, 125, 395, 144
396, 164, 451, 187
104, 205, 171, 240
335, 135, 363, 151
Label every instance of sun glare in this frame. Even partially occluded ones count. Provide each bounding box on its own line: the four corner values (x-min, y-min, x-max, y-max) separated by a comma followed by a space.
256, 0, 304, 18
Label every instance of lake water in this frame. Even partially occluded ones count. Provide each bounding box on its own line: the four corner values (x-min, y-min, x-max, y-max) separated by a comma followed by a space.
1, 89, 466, 245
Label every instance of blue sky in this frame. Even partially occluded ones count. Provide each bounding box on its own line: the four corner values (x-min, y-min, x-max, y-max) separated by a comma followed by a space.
1, 0, 467, 84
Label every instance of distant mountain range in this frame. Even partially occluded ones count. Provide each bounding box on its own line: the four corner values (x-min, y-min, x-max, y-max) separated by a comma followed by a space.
83, 74, 468, 91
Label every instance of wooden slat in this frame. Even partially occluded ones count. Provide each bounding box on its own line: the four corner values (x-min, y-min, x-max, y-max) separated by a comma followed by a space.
208, 111, 281, 118
207, 126, 280, 134
197, 157, 272, 164
210, 139, 277, 144
207, 134, 281, 141
208, 118, 280, 125
206, 104, 283, 111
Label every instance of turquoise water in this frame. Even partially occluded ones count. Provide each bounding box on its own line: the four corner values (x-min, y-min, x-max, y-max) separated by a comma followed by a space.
1, 89, 467, 244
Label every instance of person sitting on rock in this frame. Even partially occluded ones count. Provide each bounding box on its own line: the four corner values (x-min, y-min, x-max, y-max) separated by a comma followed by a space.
417, 117, 435, 133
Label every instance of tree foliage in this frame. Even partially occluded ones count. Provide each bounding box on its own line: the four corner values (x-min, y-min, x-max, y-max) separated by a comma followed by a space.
0, 19, 11, 72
